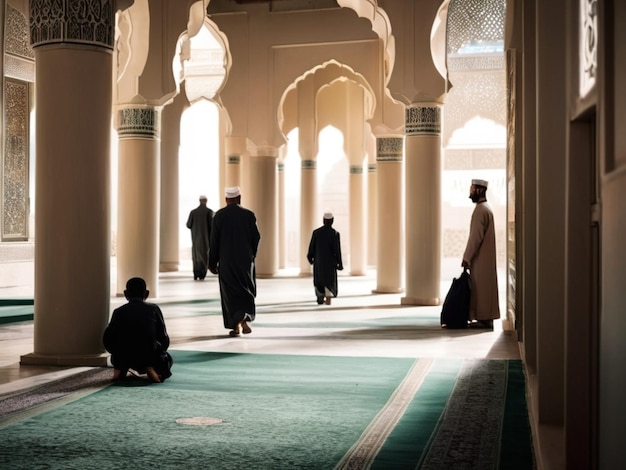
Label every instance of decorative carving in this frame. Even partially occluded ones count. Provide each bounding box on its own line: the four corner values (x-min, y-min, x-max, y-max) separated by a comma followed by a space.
227, 155, 241, 164
6, 5, 35, 59
406, 106, 441, 136
29, 0, 115, 50
3, 80, 29, 241
376, 137, 403, 162
116, 108, 161, 139
447, 0, 506, 56
580, 0, 597, 97
302, 159, 316, 170
447, 55, 504, 72
350, 166, 363, 174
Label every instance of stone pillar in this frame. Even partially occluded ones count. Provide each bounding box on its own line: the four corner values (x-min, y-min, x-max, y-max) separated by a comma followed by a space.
373, 136, 403, 293
367, 135, 378, 266
278, 158, 286, 269
160, 92, 187, 272
115, 107, 161, 297
22, 0, 115, 366
349, 164, 366, 275
300, 159, 317, 275
224, 136, 246, 190
402, 104, 442, 306
248, 154, 278, 277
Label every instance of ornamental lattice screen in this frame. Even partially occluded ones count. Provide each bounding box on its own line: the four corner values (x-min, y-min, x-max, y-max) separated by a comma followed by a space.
2, 4, 34, 241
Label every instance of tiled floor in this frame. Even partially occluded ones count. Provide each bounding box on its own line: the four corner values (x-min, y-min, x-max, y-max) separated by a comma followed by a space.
0, 263, 518, 395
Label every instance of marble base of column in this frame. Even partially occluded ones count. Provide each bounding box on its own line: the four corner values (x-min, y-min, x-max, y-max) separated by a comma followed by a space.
400, 296, 440, 306
372, 287, 404, 294
21, 352, 109, 367
159, 262, 179, 272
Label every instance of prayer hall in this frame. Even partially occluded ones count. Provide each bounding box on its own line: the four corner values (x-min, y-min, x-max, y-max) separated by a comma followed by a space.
0, 1, 622, 468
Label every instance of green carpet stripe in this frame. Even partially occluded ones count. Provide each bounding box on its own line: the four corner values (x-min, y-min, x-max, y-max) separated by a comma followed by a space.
0, 305, 33, 324
0, 298, 33, 306
370, 358, 463, 469
499, 360, 535, 469
335, 358, 434, 469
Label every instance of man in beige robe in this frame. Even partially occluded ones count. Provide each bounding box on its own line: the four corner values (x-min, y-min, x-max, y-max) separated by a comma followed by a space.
462, 178, 500, 329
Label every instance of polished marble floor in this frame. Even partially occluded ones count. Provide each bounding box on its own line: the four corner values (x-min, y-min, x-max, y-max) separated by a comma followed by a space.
2, 263, 555, 469
0, 262, 518, 396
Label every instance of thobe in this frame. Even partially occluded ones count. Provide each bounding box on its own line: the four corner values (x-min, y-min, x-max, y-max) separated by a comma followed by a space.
186, 204, 214, 280
103, 299, 170, 372
307, 225, 343, 299
208, 204, 261, 329
462, 201, 500, 321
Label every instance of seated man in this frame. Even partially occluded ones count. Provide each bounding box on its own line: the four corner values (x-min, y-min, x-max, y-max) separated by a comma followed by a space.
103, 277, 172, 383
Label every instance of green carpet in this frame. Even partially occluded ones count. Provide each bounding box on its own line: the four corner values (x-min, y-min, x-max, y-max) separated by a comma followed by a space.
0, 352, 534, 469
0, 304, 33, 324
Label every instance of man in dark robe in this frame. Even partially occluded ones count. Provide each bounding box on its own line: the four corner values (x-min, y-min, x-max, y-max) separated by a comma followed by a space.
209, 186, 261, 337
103, 277, 172, 383
307, 212, 343, 305
186, 195, 214, 280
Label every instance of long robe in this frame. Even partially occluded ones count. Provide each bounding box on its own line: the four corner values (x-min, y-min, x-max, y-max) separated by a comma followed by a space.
186, 204, 214, 280
103, 299, 170, 372
307, 225, 343, 298
462, 201, 500, 321
208, 203, 261, 329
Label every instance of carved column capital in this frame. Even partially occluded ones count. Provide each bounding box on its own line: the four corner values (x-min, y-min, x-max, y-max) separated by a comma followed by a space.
116, 107, 161, 140
376, 136, 404, 163
29, 0, 115, 50
405, 104, 442, 136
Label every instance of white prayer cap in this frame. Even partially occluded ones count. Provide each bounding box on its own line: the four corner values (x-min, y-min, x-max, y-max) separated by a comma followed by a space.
199, 195, 207, 200
225, 186, 241, 198
472, 179, 488, 188
323, 211, 334, 220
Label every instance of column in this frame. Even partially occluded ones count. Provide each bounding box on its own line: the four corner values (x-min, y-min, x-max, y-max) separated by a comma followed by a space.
224, 136, 245, 192
401, 104, 442, 306
115, 107, 161, 298
349, 164, 366, 275
367, 130, 378, 266
278, 156, 286, 269
300, 159, 317, 274
22, 1, 115, 366
160, 92, 187, 272
373, 136, 403, 293
248, 154, 278, 277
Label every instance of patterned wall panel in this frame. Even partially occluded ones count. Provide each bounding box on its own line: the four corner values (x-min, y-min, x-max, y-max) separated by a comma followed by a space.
4, 5, 35, 82
2, 80, 29, 241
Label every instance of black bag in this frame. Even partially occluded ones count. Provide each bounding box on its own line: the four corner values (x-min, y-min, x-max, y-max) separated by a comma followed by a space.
440, 268, 470, 329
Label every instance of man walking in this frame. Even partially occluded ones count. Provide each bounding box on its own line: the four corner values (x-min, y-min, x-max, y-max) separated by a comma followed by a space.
209, 186, 261, 337
307, 211, 343, 305
462, 179, 500, 329
186, 195, 214, 280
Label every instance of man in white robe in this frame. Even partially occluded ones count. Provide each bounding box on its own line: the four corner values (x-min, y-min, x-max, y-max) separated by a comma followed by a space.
462, 179, 500, 329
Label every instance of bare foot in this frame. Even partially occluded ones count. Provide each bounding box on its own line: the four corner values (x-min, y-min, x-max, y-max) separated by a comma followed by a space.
146, 367, 161, 383
241, 321, 252, 334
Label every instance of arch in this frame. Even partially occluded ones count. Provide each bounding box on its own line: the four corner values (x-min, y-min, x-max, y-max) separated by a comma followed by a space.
174, 17, 231, 103
336, 0, 394, 85
277, 59, 376, 141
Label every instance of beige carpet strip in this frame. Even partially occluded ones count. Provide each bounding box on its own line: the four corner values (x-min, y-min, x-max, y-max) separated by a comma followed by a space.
334, 358, 434, 470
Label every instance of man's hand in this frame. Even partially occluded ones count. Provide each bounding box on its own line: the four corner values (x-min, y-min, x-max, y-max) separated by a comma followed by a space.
461, 259, 469, 268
